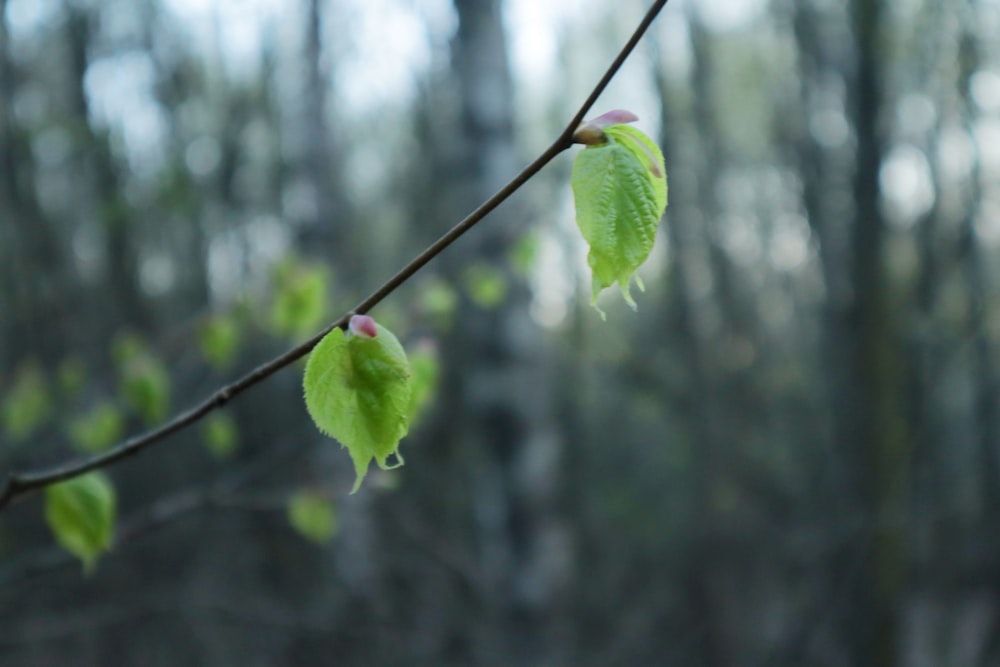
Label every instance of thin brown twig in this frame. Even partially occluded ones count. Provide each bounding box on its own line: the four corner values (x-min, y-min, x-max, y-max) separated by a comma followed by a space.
0, 0, 670, 512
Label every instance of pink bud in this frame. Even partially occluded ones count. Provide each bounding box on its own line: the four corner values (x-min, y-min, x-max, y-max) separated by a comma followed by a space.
573, 109, 640, 145
588, 109, 639, 129
349, 314, 378, 339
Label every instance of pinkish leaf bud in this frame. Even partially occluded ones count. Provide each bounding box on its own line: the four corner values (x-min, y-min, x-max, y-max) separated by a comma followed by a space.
573, 109, 640, 145
589, 109, 639, 128
349, 314, 378, 339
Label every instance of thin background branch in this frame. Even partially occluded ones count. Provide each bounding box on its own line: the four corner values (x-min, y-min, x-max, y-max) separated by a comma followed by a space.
0, 440, 309, 589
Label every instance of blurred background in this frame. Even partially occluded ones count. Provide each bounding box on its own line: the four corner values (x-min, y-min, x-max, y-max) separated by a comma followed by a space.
2, 0, 1000, 664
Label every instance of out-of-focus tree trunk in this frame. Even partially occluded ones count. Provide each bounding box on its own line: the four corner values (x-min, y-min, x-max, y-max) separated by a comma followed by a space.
0, 0, 68, 362
434, 0, 567, 664
298, 0, 353, 273
655, 17, 728, 667
790, 0, 910, 660
66, 7, 152, 332
957, 10, 1000, 656
847, 0, 909, 662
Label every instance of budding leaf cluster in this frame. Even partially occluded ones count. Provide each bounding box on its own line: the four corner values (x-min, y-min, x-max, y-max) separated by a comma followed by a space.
303, 316, 411, 492
571, 111, 668, 314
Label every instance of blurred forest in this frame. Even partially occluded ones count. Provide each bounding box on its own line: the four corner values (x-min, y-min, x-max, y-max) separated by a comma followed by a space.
2, 0, 1000, 664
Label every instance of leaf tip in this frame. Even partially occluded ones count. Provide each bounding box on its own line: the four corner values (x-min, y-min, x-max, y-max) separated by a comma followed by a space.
378, 449, 405, 471
349, 467, 368, 495
620, 283, 639, 312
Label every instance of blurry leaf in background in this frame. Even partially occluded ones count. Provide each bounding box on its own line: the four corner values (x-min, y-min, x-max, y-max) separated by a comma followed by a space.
111, 331, 170, 424
67, 402, 124, 454
57, 357, 87, 399
44, 472, 116, 574
407, 341, 439, 426
304, 319, 411, 493
119, 355, 171, 425
198, 314, 241, 370
508, 231, 539, 279
110, 331, 147, 368
463, 262, 508, 309
201, 411, 239, 459
419, 277, 459, 328
286, 490, 338, 545
571, 123, 667, 314
1, 363, 51, 441
270, 263, 329, 339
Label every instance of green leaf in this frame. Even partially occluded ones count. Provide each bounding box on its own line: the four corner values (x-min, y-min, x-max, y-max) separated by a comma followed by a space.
45, 472, 116, 574
407, 344, 439, 426
201, 412, 239, 459
571, 124, 667, 314
121, 356, 171, 424
111, 333, 171, 424
67, 402, 123, 454
605, 125, 668, 214
303, 321, 412, 493
271, 265, 328, 338
420, 278, 459, 325
199, 315, 240, 369
111, 331, 146, 367
287, 490, 338, 544
1, 364, 51, 441
57, 358, 86, 399
463, 263, 508, 309
509, 231, 539, 278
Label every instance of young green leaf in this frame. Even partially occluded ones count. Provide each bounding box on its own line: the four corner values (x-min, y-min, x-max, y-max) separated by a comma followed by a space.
112, 333, 171, 424
419, 277, 459, 328
1, 363, 51, 441
271, 265, 329, 339
45, 472, 116, 574
303, 316, 412, 493
509, 231, 539, 278
121, 356, 171, 424
67, 402, 124, 454
199, 315, 241, 369
571, 113, 667, 315
287, 490, 338, 544
463, 263, 508, 309
201, 412, 239, 459
407, 342, 439, 425
605, 125, 667, 206
57, 357, 86, 399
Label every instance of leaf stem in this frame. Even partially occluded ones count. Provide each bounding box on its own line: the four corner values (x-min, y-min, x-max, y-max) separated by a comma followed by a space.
0, 0, 670, 511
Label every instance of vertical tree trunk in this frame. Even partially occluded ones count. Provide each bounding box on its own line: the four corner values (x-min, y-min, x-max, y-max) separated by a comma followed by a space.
654, 19, 728, 666
848, 0, 909, 663
957, 15, 1000, 655
298, 0, 353, 274
66, 7, 151, 332
440, 1, 566, 663
0, 0, 69, 362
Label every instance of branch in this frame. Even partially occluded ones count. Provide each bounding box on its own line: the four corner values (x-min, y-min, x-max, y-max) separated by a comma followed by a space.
0, 0, 670, 512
